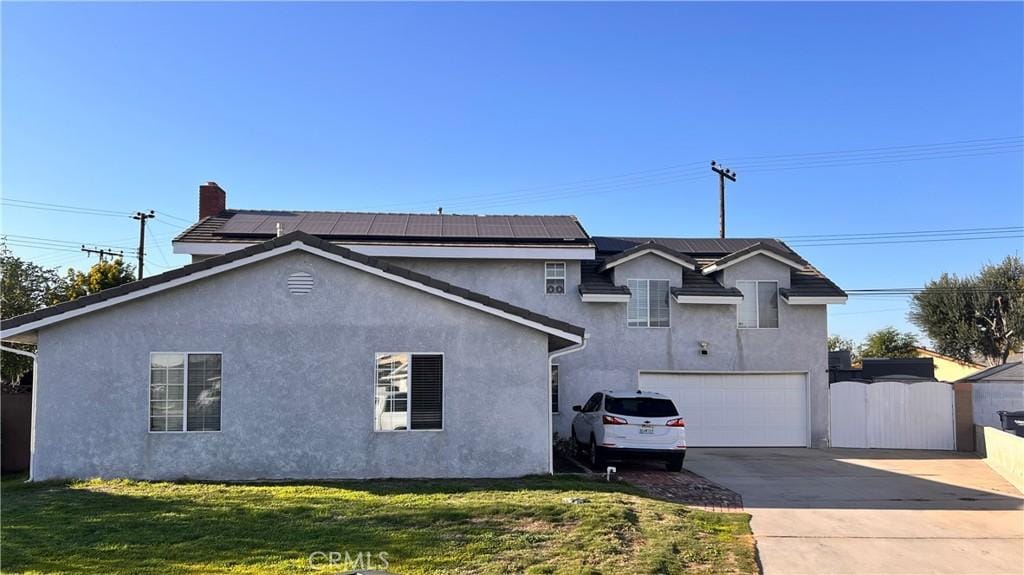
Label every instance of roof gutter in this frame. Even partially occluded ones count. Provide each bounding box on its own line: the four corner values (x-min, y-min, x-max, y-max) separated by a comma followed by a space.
547, 333, 590, 474
1, 345, 37, 482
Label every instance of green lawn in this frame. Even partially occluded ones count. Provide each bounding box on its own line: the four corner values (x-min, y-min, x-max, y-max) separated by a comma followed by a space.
1, 474, 755, 575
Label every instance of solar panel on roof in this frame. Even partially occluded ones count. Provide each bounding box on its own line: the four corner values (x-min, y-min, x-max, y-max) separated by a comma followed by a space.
368, 214, 409, 236
331, 213, 374, 235
477, 217, 514, 237
297, 213, 343, 235
253, 216, 303, 235
405, 215, 442, 237
440, 215, 478, 237
217, 213, 270, 234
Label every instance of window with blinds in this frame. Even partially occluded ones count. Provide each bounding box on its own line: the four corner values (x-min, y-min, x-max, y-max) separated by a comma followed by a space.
375, 353, 443, 431
150, 352, 221, 432
627, 279, 670, 328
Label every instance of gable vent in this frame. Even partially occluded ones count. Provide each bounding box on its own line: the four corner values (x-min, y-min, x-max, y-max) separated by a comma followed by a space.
287, 272, 314, 295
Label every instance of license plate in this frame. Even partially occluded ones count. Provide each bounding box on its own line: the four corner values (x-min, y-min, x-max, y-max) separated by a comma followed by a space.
640, 424, 654, 434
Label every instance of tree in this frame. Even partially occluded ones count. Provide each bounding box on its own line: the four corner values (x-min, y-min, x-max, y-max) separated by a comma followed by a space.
858, 327, 919, 359
828, 334, 860, 365
909, 255, 1023, 365
59, 258, 136, 301
0, 243, 64, 388
828, 335, 856, 352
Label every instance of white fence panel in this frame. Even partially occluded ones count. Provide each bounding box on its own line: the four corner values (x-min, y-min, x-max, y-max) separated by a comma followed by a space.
830, 381, 868, 448
830, 380, 955, 450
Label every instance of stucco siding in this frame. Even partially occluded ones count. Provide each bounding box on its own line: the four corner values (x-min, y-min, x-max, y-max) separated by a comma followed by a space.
389, 254, 831, 447
32, 251, 551, 481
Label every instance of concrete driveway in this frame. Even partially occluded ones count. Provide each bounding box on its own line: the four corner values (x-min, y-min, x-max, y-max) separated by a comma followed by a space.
685, 448, 1023, 575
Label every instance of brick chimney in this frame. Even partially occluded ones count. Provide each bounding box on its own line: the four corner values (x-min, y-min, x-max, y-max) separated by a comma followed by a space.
199, 181, 226, 219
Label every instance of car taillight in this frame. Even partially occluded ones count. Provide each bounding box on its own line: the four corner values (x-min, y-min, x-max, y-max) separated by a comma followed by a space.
602, 415, 628, 425
666, 418, 686, 427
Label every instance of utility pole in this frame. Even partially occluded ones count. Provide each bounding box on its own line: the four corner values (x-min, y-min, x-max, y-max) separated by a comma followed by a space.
80, 246, 124, 261
710, 161, 737, 238
132, 210, 156, 279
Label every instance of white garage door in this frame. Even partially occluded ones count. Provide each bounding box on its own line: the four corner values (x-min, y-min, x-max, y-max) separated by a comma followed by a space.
639, 372, 808, 447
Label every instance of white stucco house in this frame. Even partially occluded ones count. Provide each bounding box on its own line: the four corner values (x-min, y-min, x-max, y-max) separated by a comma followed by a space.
1, 182, 847, 481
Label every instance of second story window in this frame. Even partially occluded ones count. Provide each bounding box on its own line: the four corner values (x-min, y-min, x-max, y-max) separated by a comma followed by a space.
545, 262, 566, 295
736, 280, 779, 329
627, 279, 670, 328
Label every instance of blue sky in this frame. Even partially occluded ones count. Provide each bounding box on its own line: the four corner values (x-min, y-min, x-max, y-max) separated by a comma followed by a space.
2, 2, 1022, 344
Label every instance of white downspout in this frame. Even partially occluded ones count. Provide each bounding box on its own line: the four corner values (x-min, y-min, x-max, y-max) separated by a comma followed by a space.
1, 345, 38, 482
547, 333, 589, 474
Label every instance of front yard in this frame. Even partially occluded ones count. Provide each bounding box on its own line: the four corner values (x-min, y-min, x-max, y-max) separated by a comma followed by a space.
1, 474, 755, 574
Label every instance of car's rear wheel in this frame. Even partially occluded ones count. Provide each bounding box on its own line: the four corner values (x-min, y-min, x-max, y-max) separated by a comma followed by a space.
589, 436, 605, 469
665, 453, 684, 472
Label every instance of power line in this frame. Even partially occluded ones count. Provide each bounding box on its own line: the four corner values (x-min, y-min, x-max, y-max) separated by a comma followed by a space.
784, 234, 1022, 248
360, 135, 1022, 212
779, 225, 1023, 240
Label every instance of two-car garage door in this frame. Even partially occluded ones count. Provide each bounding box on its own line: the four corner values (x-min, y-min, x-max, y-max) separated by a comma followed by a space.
639, 372, 808, 447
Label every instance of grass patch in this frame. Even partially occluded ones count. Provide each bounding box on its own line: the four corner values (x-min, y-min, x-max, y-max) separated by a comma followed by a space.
1, 474, 755, 574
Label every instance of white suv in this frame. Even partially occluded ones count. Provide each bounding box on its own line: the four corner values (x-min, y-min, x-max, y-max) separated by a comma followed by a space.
570, 390, 687, 471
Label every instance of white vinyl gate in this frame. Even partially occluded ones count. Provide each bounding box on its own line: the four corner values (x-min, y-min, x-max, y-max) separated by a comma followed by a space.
829, 380, 955, 450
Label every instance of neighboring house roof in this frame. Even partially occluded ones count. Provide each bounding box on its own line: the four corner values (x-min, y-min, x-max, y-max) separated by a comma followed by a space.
599, 241, 697, 271
958, 362, 1024, 382
175, 210, 592, 247
1, 231, 586, 349
914, 347, 984, 369
592, 236, 846, 301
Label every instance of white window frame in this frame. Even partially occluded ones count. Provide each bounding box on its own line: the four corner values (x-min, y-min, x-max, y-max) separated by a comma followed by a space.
544, 261, 567, 295
626, 278, 671, 329
148, 351, 223, 434
373, 352, 445, 433
736, 280, 780, 330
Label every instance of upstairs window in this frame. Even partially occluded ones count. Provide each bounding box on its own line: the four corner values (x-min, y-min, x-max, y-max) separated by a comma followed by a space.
375, 353, 443, 431
150, 352, 221, 432
737, 280, 779, 329
545, 262, 566, 295
627, 279, 670, 328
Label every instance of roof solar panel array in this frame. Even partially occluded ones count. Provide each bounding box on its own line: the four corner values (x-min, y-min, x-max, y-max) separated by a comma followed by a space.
212, 210, 588, 241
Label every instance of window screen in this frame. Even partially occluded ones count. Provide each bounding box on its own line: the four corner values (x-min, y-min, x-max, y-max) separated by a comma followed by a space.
627, 279, 670, 328
545, 262, 566, 295
150, 353, 185, 432
758, 281, 780, 328
375, 353, 443, 431
737, 280, 779, 329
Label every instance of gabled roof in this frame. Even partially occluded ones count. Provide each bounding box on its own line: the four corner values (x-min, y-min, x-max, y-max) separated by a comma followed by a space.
599, 241, 697, 272
175, 209, 592, 247
1, 231, 585, 350
593, 236, 846, 301
958, 362, 1023, 382
700, 242, 806, 275
672, 269, 744, 301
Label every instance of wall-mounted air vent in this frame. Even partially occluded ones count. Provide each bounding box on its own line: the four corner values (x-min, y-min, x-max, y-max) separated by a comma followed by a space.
287, 272, 314, 295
